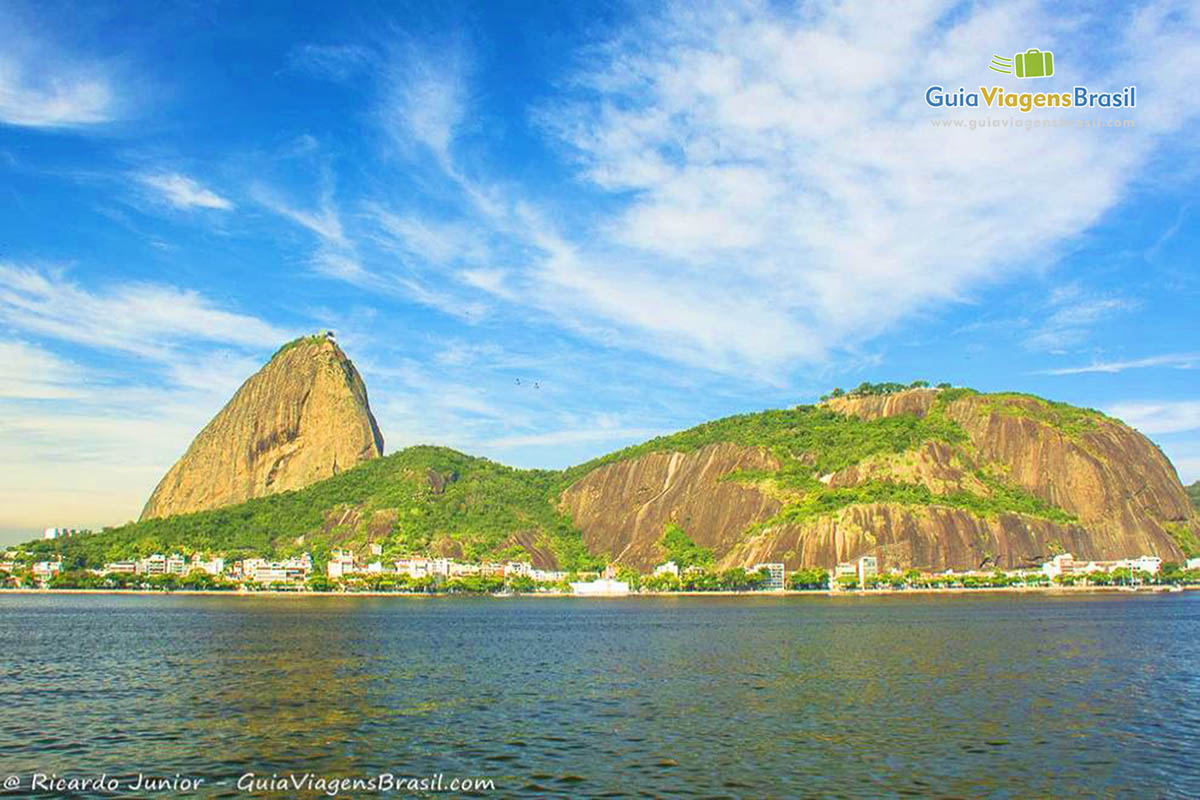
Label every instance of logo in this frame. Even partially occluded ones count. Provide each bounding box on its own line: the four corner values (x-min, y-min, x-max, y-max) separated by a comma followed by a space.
925, 47, 1135, 113
990, 49, 1055, 78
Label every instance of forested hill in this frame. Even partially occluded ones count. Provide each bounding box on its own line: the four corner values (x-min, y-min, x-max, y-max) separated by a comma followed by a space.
21, 386, 1200, 574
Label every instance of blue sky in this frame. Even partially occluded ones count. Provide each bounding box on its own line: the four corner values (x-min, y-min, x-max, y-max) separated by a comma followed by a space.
1, 0, 1198, 541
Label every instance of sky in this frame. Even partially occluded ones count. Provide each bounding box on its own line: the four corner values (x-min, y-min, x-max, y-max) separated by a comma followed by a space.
1, 0, 1198, 544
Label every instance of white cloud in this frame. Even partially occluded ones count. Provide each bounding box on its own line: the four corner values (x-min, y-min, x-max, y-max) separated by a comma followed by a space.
1106, 401, 1200, 435
141, 173, 233, 210
1041, 353, 1199, 375
0, 15, 118, 128
491, 0, 1200, 372
0, 57, 113, 128
0, 263, 290, 361
0, 341, 85, 399
1023, 287, 1135, 352
380, 43, 469, 167
252, 183, 345, 243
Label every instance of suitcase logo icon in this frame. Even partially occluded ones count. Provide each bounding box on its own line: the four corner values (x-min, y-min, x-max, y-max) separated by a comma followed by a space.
989, 49, 1054, 79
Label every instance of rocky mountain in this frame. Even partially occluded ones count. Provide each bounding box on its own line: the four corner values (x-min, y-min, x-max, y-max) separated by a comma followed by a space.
139, 334, 384, 520
40, 376, 1199, 574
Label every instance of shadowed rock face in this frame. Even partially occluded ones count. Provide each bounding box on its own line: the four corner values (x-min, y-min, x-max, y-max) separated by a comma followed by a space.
140, 337, 383, 520
561, 390, 1199, 572
559, 442, 782, 570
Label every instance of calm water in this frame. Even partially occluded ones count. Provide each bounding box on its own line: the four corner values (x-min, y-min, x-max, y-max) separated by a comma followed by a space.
1, 593, 1197, 798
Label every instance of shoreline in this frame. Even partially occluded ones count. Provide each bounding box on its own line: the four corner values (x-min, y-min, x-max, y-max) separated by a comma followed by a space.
0, 584, 1193, 599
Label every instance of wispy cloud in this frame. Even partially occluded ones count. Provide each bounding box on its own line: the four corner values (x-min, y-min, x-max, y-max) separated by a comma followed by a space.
1041, 353, 1199, 375
380, 41, 469, 168
0, 341, 86, 399
0, 263, 290, 361
141, 173, 233, 210
337, 0, 1200, 375
1106, 401, 1200, 435
1023, 286, 1135, 352
0, 16, 117, 128
286, 43, 372, 81
252, 182, 345, 243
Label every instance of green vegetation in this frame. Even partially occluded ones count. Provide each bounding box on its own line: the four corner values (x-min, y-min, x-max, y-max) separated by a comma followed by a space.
567, 403, 969, 479
786, 567, 829, 590
28, 446, 602, 572
20, 384, 1103, 570
1187, 481, 1200, 511
270, 333, 331, 359
978, 392, 1110, 439
660, 523, 715, 568
759, 476, 1075, 528
1163, 521, 1200, 559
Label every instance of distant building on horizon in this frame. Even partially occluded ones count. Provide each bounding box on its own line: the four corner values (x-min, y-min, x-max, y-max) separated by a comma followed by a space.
43, 527, 84, 540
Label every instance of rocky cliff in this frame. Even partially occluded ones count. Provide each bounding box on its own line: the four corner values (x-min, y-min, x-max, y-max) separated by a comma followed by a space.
560, 389, 1200, 572
140, 335, 384, 520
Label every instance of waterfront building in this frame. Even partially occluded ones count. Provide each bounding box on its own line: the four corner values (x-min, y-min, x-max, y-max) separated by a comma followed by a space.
1188, 558, 1200, 570
504, 561, 533, 578
752, 562, 786, 591
530, 568, 566, 583
427, 558, 451, 577
448, 561, 481, 578
857, 555, 879, 584
245, 555, 311, 585
189, 554, 225, 576
166, 554, 187, 575
104, 561, 138, 574
653, 561, 680, 578
570, 578, 630, 596
139, 554, 168, 575
833, 562, 857, 579
327, 550, 358, 579
32, 561, 62, 581
394, 557, 432, 578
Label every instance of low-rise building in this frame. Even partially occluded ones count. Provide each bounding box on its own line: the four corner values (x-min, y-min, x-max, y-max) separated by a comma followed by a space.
530, 568, 565, 583
1187, 557, 1200, 571
32, 561, 62, 582
752, 562, 786, 591
327, 550, 358, 579
104, 561, 138, 574
570, 578, 630, 596
504, 561, 533, 578
189, 554, 225, 576
166, 554, 187, 575
653, 561, 680, 578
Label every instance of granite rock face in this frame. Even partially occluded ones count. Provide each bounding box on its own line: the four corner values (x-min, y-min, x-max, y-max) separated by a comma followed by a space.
140, 336, 383, 520
560, 390, 1198, 572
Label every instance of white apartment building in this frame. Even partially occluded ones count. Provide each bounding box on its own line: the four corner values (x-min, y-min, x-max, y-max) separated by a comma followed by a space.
653, 561, 680, 578
327, 550, 358, 579
752, 563, 786, 591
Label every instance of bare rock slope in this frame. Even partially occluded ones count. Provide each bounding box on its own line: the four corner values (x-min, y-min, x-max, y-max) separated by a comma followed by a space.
560, 390, 1199, 572
140, 335, 383, 520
